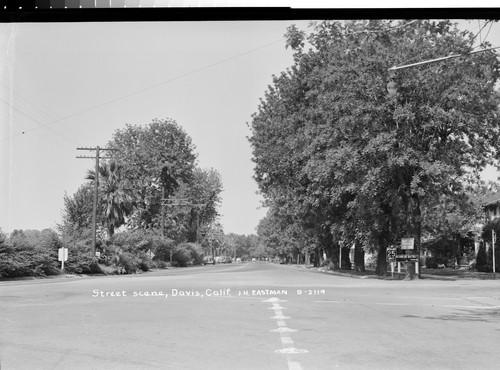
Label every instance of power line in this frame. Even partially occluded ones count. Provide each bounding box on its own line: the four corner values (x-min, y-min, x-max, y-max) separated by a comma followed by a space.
470, 20, 495, 49
3, 37, 285, 141
0, 74, 94, 144
0, 95, 77, 145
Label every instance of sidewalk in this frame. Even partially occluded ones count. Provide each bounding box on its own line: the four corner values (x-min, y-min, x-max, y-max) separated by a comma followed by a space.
291, 263, 497, 281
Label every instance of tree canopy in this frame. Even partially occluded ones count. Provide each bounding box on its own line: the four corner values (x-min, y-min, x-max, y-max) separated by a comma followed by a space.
107, 118, 197, 230
61, 118, 225, 258
250, 20, 500, 276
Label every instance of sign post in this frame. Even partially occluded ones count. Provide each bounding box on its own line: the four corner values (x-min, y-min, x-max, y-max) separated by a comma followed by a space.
58, 248, 68, 271
401, 238, 416, 276
492, 230, 496, 280
387, 248, 396, 279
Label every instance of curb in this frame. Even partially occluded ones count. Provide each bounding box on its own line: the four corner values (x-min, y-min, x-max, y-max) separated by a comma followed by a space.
290, 263, 464, 281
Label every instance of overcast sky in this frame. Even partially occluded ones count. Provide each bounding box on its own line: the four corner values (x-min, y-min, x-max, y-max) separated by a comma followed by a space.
1, 19, 499, 236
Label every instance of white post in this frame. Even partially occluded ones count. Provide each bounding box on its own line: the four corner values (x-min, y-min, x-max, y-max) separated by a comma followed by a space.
493, 230, 496, 279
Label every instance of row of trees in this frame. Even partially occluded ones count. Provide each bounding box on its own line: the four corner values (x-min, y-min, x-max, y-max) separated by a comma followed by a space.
1, 118, 267, 278
249, 20, 500, 278
61, 118, 222, 243
57, 118, 227, 272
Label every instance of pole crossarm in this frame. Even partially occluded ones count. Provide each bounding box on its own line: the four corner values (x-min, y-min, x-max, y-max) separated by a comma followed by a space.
77, 147, 119, 151
388, 46, 500, 72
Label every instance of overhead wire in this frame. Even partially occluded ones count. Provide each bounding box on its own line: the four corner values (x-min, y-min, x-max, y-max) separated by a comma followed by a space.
1, 37, 286, 142
470, 20, 493, 49
483, 21, 494, 46
0, 74, 94, 145
0, 94, 79, 145
3, 75, 94, 142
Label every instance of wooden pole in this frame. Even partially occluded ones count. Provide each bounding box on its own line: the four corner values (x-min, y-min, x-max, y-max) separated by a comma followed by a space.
91, 146, 100, 257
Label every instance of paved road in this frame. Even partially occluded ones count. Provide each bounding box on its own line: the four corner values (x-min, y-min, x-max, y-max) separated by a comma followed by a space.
1, 262, 499, 370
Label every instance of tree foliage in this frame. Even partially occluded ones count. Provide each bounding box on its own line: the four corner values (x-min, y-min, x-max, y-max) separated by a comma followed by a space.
57, 117, 224, 272
108, 118, 197, 230
250, 20, 500, 276
59, 183, 100, 241
86, 160, 136, 240
0, 229, 61, 277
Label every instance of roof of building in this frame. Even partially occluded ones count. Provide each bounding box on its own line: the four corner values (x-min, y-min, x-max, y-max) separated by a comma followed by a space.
482, 192, 500, 208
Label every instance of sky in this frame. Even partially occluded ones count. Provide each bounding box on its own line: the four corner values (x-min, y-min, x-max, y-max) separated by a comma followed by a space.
1, 18, 500, 236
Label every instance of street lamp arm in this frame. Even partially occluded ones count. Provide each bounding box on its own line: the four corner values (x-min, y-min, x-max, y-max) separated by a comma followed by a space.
388, 46, 500, 72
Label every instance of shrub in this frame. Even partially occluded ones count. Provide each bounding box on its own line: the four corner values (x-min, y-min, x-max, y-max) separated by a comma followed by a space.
425, 256, 438, 269
64, 242, 101, 274
98, 264, 118, 274
476, 244, 490, 272
118, 252, 139, 274
153, 260, 169, 269
171, 243, 204, 266
0, 230, 60, 277
136, 250, 152, 272
172, 245, 192, 267
186, 243, 204, 265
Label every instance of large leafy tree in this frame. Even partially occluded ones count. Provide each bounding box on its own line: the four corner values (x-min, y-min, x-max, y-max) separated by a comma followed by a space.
108, 118, 197, 230
250, 20, 500, 278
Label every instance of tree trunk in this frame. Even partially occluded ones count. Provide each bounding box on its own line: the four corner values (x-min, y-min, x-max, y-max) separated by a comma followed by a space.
342, 246, 352, 270
455, 235, 461, 267
107, 224, 114, 242
376, 226, 389, 276
313, 246, 321, 267
354, 241, 365, 272
376, 242, 387, 276
404, 194, 421, 280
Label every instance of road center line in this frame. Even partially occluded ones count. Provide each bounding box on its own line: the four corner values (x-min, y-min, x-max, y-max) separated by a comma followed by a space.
281, 336, 294, 345
288, 361, 303, 370
264, 297, 307, 370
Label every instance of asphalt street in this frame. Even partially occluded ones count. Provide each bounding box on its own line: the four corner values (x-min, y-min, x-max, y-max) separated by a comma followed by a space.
1, 262, 499, 370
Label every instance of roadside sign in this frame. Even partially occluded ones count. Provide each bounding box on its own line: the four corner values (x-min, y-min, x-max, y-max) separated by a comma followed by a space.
396, 254, 418, 262
147, 249, 155, 259
401, 238, 414, 250
58, 248, 68, 271
58, 248, 68, 262
387, 248, 396, 261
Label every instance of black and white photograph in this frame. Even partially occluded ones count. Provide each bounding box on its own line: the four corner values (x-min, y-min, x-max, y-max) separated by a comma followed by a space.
1, 3, 500, 369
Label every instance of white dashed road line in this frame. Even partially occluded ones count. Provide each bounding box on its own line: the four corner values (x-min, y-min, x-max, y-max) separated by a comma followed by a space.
263, 297, 308, 370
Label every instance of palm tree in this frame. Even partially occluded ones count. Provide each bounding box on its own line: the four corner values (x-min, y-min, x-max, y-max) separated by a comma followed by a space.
86, 160, 135, 240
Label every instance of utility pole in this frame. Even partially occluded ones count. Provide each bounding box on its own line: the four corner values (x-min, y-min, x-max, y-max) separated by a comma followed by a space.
76, 146, 118, 257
